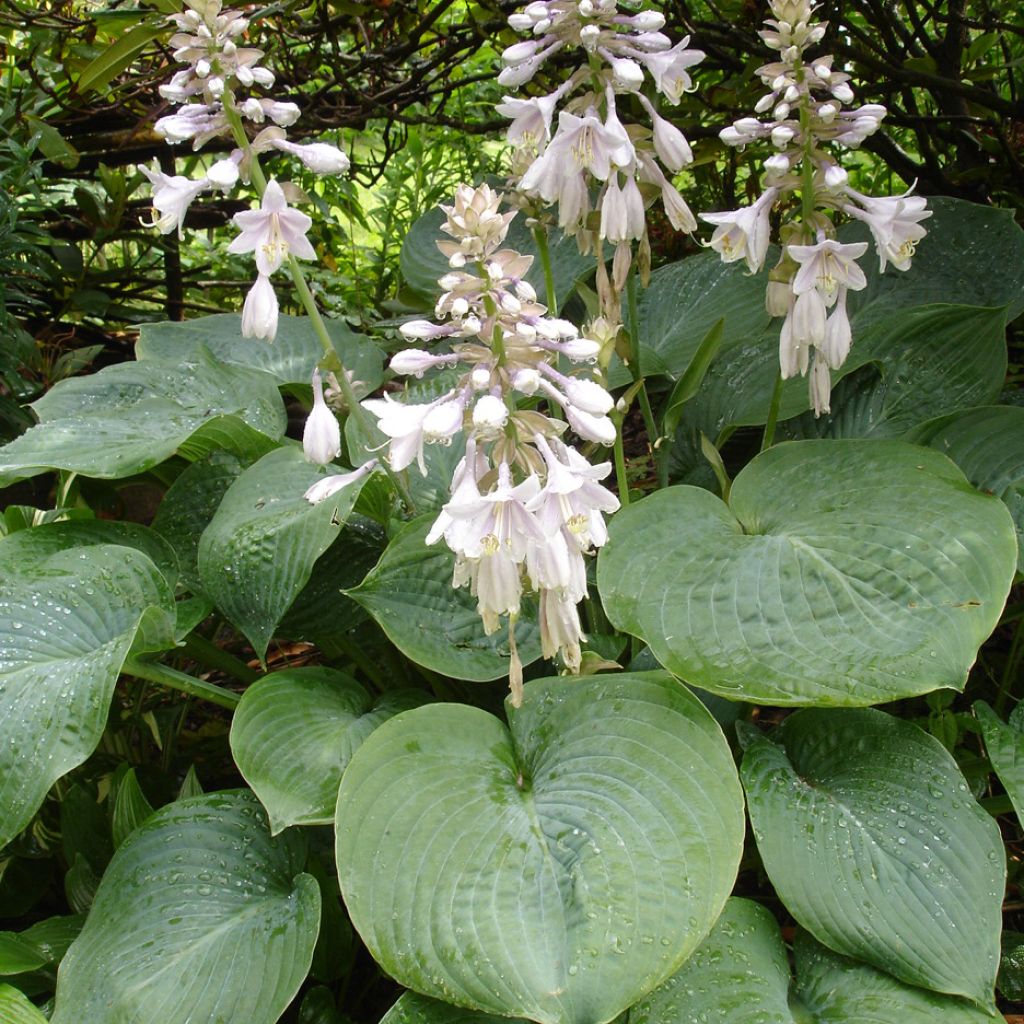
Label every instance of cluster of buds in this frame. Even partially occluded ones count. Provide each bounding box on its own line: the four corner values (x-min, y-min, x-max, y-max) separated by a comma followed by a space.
143, 0, 350, 342
323, 185, 621, 700
497, 0, 704, 320
703, 0, 931, 415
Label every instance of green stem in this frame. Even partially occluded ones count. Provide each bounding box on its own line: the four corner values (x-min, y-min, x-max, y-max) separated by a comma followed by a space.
222, 94, 414, 511
533, 226, 557, 315
181, 633, 260, 684
995, 615, 1024, 716
796, 66, 817, 232
761, 372, 785, 452
626, 269, 660, 467
613, 423, 630, 507
122, 657, 240, 710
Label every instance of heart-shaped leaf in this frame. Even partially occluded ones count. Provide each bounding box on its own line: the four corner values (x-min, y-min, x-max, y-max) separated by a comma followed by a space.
633, 898, 991, 1024
598, 439, 1016, 706
137, 313, 384, 394
231, 667, 430, 832
0, 346, 284, 487
335, 671, 745, 1024
51, 791, 320, 1024
0, 544, 176, 848
198, 447, 371, 659
906, 405, 1024, 570
152, 451, 247, 596
347, 516, 544, 681
741, 709, 1004, 1007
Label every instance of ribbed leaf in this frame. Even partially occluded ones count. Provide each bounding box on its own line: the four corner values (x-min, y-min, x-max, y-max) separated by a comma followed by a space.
137, 313, 384, 394
347, 516, 544, 681
336, 672, 745, 1024
197, 447, 370, 659
0, 986, 48, 1024
907, 405, 1024, 570
741, 709, 1004, 1007
598, 440, 1015, 705
231, 667, 429, 832
381, 992, 519, 1024
975, 701, 1024, 824
0, 545, 176, 848
52, 791, 320, 1024
0, 347, 284, 487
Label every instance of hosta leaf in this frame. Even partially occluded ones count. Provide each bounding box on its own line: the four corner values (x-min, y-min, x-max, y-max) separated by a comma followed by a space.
0, 985, 48, 1024
152, 451, 246, 595
137, 313, 384, 394
741, 709, 1004, 1007
635, 900, 991, 1024
598, 439, 1015, 706
975, 701, 1024, 823
0, 935, 46, 975
400, 206, 591, 310
335, 671, 745, 1024
52, 791, 320, 1024
0, 347, 284, 487
776, 304, 1006, 440
0, 520, 179, 591
346, 516, 543, 681
230, 667, 430, 832
197, 447, 370, 660
684, 303, 1005, 443
381, 992, 520, 1024
792, 931, 993, 1023
906, 405, 1024, 570
0, 545, 176, 848
110, 768, 154, 848
629, 898, 791, 1024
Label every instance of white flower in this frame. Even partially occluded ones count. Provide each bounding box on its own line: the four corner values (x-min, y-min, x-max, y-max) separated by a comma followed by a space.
641, 99, 692, 171
843, 187, 931, 272
472, 394, 509, 429
635, 37, 705, 103
522, 110, 630, 196
303, 368, 341, 464
228, 178, 315, 276
241, 274, 279, 341
389, 349, 458, 377
139, 165, 210, 236
271, 139, 350, 175
496, 90, 562, 148
538, 589, 585, 672
566, 405, 617, 445
700, 188, 778, 273
788, 238, 869, 302
206, 155, 240, 188
304, 459, 378, 504
809, 350, 832, 416
821, 286, 852, 368
361, 393, 442, 475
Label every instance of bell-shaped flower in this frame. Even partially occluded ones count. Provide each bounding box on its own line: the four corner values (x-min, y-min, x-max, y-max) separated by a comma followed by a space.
843, 187, 931, 272
304, 459, 377, 505
240, 274, 279, 341
207, 155, 241, 189
303, 368, 341, 464
634, 37, 705, 103
809, 350, 832, 417
788, 238, 869, 303
820, 286, 852, 368
228, 178, 315, 276
538, 589, 585, 672
271, 139, 350, 175
700, 187, 778, 273
139, 165, 210, 236
496, 88, 563, 148
362, 392, 454, 475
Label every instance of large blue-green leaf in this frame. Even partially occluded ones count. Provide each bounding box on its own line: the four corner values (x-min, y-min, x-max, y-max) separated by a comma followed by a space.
197, 446, 371, 659
336, 672, 745, 1024
52, 791, 320, 1024
137, 313, 384, 394
230, 667, 429, 832
0, 346, 284, 487
599, 439, 1015, 706
741, 709, 1004, 1008
346, 516, 543, 681
0, 545, 176, 848
906, 405, 1024, 571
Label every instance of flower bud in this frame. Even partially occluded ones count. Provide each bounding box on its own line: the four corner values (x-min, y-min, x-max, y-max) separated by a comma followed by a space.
512, 368, 540, 394
390, 349, 443, 377
473, 394, 509, 429
564, 377, 613, 415
566, 406, 616, 445
241, 275, 278, 341
303, 369, 342, 464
